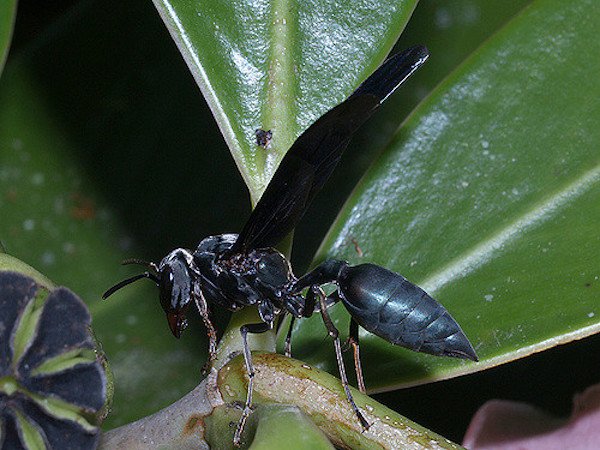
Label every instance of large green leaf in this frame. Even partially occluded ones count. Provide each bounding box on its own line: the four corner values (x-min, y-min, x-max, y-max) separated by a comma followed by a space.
382, 0, 535, 143
291, 0, 533, 271
292, 0, 600, 390
0, 0, 18, 75
152, 0, 418, 204
0, 0, 239, 428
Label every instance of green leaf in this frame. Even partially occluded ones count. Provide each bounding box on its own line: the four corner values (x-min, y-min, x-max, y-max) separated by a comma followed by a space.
152, 0, 419, 203
287, 0, 534, 272
0, 0, 17, 76
381, 0, 535, 143
292, 0, 600, 389
13, 410, 47, 450
0, 1, 225, 428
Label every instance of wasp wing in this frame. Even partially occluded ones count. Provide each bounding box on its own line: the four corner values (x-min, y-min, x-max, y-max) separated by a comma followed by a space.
233, 45, 429, 252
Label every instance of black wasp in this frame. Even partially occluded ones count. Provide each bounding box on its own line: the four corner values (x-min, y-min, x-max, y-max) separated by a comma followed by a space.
104, 45, 478, 444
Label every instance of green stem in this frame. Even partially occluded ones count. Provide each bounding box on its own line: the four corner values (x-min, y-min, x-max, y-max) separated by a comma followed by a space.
250, 405, 334, 450
217, 353, 464, 450
212, 307, 276, 371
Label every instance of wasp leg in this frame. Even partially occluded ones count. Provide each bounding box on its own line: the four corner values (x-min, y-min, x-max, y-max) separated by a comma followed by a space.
285, 284, 317, 357
304, 285, 316, 317
234, 321, 273, 447
315, 287, 369, 430
193, 288, 218, 374
284, 316, 295, 357
349, 318, 366, 393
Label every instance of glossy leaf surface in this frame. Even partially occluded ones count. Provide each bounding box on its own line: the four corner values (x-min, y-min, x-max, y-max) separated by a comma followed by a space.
291, 0, 600, 390
152, 0, 418, 203
291, 0, 534, 271
0, 0, 17, 75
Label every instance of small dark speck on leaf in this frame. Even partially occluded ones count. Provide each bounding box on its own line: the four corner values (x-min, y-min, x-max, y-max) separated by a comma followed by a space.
350, 238, 363, 257
255, 129, 273, 148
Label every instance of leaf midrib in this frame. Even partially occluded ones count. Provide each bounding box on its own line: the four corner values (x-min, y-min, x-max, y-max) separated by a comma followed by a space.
255, 0, 299, 205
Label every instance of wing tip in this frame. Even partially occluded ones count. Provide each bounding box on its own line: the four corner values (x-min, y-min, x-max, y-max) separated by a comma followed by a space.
352, 44, 430, 104
404, 44, 430, 64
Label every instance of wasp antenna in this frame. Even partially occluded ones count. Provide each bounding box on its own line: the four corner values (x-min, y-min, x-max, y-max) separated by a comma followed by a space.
102, 272, 160, 300
121, 258, 160, 273
122, 258, 151, 266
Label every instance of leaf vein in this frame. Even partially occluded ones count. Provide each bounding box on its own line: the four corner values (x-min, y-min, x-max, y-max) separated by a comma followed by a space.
422, 163, 600, 294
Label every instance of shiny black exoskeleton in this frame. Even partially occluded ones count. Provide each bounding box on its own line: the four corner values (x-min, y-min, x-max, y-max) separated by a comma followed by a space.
290, 259, 477, 359
104, 45, 478, 445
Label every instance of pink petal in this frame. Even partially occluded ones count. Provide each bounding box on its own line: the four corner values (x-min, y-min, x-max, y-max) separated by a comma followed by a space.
463, 383, 600, 449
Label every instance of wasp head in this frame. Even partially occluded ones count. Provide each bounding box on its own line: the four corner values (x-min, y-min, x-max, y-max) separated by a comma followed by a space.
156, 249, 196, 338
103, 248, 196, 338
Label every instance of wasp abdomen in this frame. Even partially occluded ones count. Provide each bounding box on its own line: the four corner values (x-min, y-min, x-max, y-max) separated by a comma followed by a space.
338, 263, 478, 361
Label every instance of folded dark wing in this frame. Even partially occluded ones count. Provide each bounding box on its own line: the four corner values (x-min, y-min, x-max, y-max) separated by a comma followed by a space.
233, 45, 429, 252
